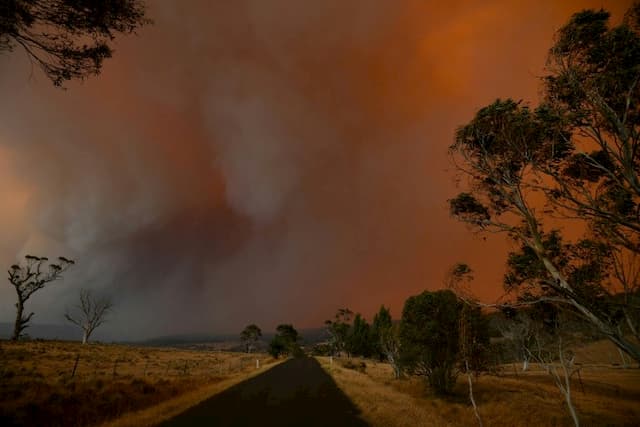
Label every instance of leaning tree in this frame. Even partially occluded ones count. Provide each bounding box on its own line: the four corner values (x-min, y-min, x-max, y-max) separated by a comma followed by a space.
0, 0, 149, 86
8, 255, 74, 340
449, 4, 640, 361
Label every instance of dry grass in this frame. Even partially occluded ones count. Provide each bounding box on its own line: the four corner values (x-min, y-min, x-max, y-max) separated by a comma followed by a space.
317, 340, 640, 427
0, 340, 276, 427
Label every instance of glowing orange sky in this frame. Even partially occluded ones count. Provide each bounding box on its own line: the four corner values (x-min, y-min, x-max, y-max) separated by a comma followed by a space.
0, 0, 632, 339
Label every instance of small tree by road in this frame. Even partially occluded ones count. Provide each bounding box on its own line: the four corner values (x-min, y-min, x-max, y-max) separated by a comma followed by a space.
8, 255, 74, 341
400, 289, 461, 395
269, 324, 301, 358
240, 324, 262, 353
64, 289, 113, 344
372, 306, 402, 378
325, 308, 353, 357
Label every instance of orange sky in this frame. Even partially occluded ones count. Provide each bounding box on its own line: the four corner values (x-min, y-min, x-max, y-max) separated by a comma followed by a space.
0, 0, 632, 339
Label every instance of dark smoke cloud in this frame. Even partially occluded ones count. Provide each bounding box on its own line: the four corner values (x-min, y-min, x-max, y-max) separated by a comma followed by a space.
0, 0, 631, 339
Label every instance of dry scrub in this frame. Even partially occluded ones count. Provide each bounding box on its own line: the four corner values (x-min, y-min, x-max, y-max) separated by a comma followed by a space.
0, 340, 275, 426
317, 340, 640, 426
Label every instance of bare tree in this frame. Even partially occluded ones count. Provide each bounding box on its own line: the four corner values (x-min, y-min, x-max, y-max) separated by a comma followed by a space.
521, 310, 582, 427
8, 255, 74, 341
65, 289, 113, 344
498, 312, 535, 372
460, 306, 483, 427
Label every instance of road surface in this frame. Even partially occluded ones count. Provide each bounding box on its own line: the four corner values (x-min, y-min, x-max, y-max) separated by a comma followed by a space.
161, 357, 368, 427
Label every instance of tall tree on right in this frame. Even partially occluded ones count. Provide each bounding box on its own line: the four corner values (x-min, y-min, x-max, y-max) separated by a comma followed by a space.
449, 3, 640, 362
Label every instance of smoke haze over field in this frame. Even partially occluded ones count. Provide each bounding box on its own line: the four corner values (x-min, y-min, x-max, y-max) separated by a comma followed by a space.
0, 0, 631, 339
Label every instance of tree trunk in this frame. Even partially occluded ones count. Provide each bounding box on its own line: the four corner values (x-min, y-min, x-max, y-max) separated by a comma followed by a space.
466, 360, 483, 427
12, 300, 24, 341
540, 255, 640, 363
82, 330, 88, 345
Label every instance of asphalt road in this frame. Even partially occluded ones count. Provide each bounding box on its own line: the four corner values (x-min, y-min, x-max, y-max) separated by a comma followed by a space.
161, 357, 368, 427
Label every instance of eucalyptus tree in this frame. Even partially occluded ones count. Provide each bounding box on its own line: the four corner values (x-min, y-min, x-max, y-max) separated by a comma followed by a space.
240, 324, 262, 353
1, 0, 149, 86
449, 4, 640, 362
8, 255, 74, 340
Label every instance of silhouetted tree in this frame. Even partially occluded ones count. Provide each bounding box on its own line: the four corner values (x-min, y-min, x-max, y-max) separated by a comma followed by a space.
240, 324, 262, 353
346, 313, 371, 357
269, 324, 300, 358
374, 306, 403, 379
400, 290, 461, 395
0, 0, 149, 86
64, 288, 113, 344
449, 3, 640, 362
371, 305, 392, 361
325, 308, 352, 357
8, 255, 74, 340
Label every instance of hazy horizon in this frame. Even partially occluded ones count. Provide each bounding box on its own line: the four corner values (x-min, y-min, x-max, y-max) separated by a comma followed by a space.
0, 0, 632, 340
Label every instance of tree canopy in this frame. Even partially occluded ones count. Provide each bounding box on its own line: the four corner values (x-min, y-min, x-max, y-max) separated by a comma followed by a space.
1, 0, 149, 86
269, 324, 300, 358
449, 3, 640, 362
240, 324, 262, 353
400, 289, 461, 395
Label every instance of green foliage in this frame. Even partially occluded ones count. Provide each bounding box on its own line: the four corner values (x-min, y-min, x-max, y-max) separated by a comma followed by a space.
399, 290, 461, 395
268, 324, 300, 359
0, 0, 149, 86
371, 305, 393, 361
448, 1, 640, 362
240, 324, 262, 353
325, 308, 353, 356
459, 304, 490, 374
346, 314, 371, 358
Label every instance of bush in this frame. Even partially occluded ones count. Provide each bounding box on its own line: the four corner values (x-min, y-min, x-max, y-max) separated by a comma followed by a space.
399, 289, 460, 395
340, 359, 366, 373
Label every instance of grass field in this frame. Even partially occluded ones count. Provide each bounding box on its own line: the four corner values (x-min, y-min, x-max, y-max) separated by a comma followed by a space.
317, 340, 640, 426
0, 340, 275, 427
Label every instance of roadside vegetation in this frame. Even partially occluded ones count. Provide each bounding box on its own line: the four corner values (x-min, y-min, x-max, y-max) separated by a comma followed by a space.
0, 340, 274, 427
318, 342, 640, 427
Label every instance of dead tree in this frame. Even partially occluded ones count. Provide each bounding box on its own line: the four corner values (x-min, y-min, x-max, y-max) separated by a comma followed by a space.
65, 289, 113, 344
517, 309, 582, 427
8, 255, 74, 340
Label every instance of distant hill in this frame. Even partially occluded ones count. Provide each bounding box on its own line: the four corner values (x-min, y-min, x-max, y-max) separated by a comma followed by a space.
0, 323, 330, 349
0, 322, 80, 341
140, 327, 329, 350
